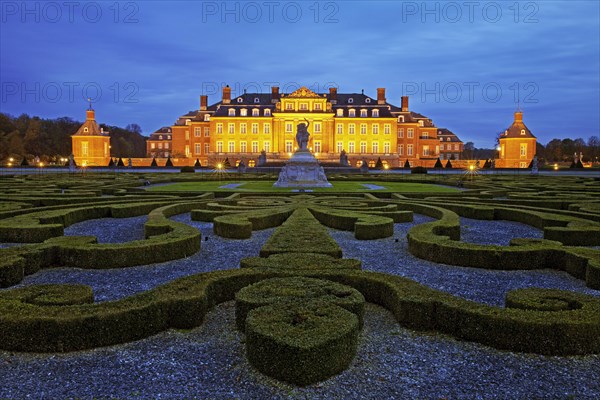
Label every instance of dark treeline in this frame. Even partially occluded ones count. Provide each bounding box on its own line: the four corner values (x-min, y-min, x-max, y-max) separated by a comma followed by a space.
462, 136, 599, 163
0, 113, 147, 162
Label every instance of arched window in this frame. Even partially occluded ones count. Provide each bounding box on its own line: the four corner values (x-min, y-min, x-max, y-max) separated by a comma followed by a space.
228, 109, 235, 116
204, 114, 210, 121
240, 109, 247, 116
398, 116, 404, 123
264, 109, 271, 116
418, 120, 424, 127
252, 109, 259, 116
372, 109, 379, 117
360, 109, 367, 117
349, 109, 356, 117
521, 129, 526, 135
337, 109, 343, 117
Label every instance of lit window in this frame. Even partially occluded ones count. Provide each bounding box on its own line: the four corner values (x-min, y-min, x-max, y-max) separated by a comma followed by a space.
337, 109, 343, 117
372, 142, 379, 153
349, 109, 356, 117
194, 127, 201, 137
228, 109, 235, 116
204, 143, 209, 154
151, 143, 156, 149
252, 109, 259, 116
286, 103, 294, 110
252, 141, 259, 153
263, 123, 270, 134
383, 141, 390, 154
348, 142, 355, 153
368, 160, 375, 168
360, 124, 367, 134
360, 142, 367, 153
165, 143, 169, 149
407, 128, 414, 138
217, 123, 223, 134
422, 132, 428, 139
241, 109, 247, 117
408, 144, 414, 155
384, 124, 390, 134
204, 127, 210, 136
337, 141, 343, 153
349, 124, 355, 134
228, 141, 235, 152
217, 141, 223, 153
195, 144, 201, 154
82, 142, 88, 156
248, 159, 255, 167
241, 141, 247, 152
159, 135, 163, 140
418, 120, 424, 127
228, 123, 234, 134
373, 109, 379, 117
263, 141, 271, 152
360, 109, 367, 117
240, 123, 247, 134
314, 141, 321, 153
285, 141, 293, 153
372, 124, 379, 134
264, 109, 271, 116
285, 123, 293, 133
398, 144, 404, 155
314, 122, 321, 133
252, 123, 258, 134
300, 103, 308, 110
314, 103, 322, 110
337, 124, 343, 134
398, 128, 404, 138
520, 144, 527, 157
423, 145, 430, 156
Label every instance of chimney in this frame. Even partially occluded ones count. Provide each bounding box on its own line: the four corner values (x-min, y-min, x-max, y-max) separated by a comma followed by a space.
377, 88, 386, 104
271, 86, 280, 104
200, 95, 208, 111
86, 109, 95, 121
401, 96, 409, 112
514, 110, 523, 123
329, 87, 337, 103
222, 85, 231, 104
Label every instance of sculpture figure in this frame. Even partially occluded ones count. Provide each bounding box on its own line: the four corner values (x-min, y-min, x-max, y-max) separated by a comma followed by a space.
296, 119, 310, 151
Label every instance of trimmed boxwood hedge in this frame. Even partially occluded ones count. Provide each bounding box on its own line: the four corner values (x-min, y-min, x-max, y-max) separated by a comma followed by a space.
309, 207, 394, 240
245, 301, 359, 386
235, 276, 365, 331
240, 253, 361, 272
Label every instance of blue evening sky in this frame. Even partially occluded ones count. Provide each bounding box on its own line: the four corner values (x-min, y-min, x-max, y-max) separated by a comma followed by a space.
1, 0, 598, 147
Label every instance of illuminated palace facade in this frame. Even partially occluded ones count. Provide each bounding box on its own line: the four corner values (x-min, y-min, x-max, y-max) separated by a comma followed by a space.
156, 86, 463, 168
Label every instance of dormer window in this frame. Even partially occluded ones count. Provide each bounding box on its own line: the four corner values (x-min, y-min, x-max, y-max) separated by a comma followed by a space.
314, 103, 322, 110
300, 103, 308, 110
418, 120, 424, 127
360, 109, 367, 117
159, 135, 163, 140
398, 116, 404, 123
204, 114, 210, 121
252, 109, 259, 116
240, 109, 247, 116
365, 98, 371, 103
228, 109, 235, 116
285, 103, 294, 110
447, 137, 450, 141
83, 127, 88, 132
372, 109, 379, 117
521, 129, 526, 135
349, 109, 356, 117
348, 98, 354, 104
168, 135, 171, 140
254, 97, 260, 103
264, 109, 271, 116
237, 97, 243, 103
337, 109, 343, 117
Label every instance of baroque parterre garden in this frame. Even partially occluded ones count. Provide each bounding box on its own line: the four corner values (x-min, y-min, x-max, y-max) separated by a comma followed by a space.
0, 172, 599, 398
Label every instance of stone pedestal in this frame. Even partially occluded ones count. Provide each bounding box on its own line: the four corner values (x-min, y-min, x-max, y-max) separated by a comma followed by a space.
273, 150, 332, 188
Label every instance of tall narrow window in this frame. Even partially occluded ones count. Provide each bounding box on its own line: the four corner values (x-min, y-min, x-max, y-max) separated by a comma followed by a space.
372, 142, 379, 153
360, 142, 367, 153
337, 124, 343, 134
228, 141, 235, 153
264, 141, 271, 152
195, 144, 201, 154
337, 141, 343, 153
240, 123, 247, 134
81, 142, 88, 156
217, 123, 223, 134
194, 127, 201, 137
348, 142, 355, 153
285, 141, 293, 153
407, 144, 413, 155
241, 141, 247, 153
314, 141, 321, 153
383, 141, 390, 154
264, 123, 271, 134
372, 124, 379, 134
228, 123, 234, 134
217, 141, 223, 153
349, 124, 355, 134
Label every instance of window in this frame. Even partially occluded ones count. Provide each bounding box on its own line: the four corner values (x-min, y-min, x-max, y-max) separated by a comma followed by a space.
237, 98, 243, 103
82, 142, 88, 156
151, 143, 156, 149
165, 143, 169, 149
185, 131, 190, 140
440, 144, 444, 151
263, 141, 271, 152
407, 144, 413, 155
314, 122, 321, 133
372, 124, 379, 134
349, 109, 356, 117
501, 144, 505, 157
447, 137, 450, 141
418, 120, 424, 127
252, 141, 259, 153
228, 141, 235, 153
360, 124, 367, 134
348, 98, 354, 104
373, 109, 379, 117
407, 128, 414, 138
204, 127, 210, 136
285, 141, 293, 153
314, 103, 322, 110
284, 123, 293, 133
159, 135, 163, 140
300, 103, 308, 110
263, 123, 270, 134
240, 123, 247, 134
337, 124, 343, 134
398, 116, 404, 122
158, 143, 163, 149
248, 159, 255, 167
423, 145, 430, 156
337, 109, 343, 117
285, 103, 294, 110
314, 141, 321, 153
384, 142, 390, 154
254, 98, 260, 104
365, 98, 371, 104
398, 128, 404, 138
240, 109, 247, 117
185, 145, 190, 156
360, 109, 367, 117
241, 141, 247, 153
228, 123, 235, 134
435, 145, 439, 155
252, 123, 258, 134
83, 127, 88, 133
520, 143, 527, 157
195, 144, 201, 154
360, 142, 367, 154
337, 141, 343, 153
349, 124, 355, 134
204, 114, 210, 121
372, 142, 379, 153
264, 109, 271, 116
521, 129, 526, 135
168, 135, 171, 140
228, 109, 235, 116
422, 132, 428, 139
520, 161, 527, 168
217, 123, 223, 134
217, 141, 223, 153
252, 109, 259, 116
368, 160, 375, 168
204, 143, 209, 154
454, 144, 459, 151
384, 124, 390, 134
399, 144, 404, 155
348, 142, 355, 153
194, 127, 201, 137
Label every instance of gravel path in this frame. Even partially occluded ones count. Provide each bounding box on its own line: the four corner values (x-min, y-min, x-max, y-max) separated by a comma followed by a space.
64, 216, 148, 243
460, 217, 543, 246
3, 213, 272, 302
0, 301, 598, 399
329, 215, 599, 307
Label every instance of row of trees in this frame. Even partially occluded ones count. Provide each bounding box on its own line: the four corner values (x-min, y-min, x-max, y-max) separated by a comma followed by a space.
462, 136, 599, 163
0, 113, 147, 162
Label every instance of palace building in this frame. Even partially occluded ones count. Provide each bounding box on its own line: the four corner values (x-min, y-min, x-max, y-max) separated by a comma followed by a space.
497, 110, 536, 168
437, 128, 463, 161
71, 106, 110, 167
146, 127, 173, 159
164, 86, 464, 168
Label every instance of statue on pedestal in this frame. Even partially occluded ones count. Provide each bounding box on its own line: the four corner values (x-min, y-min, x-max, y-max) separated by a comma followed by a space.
296, 119, 310, 150
258, 151, 267, 166
340, 150, 349, 166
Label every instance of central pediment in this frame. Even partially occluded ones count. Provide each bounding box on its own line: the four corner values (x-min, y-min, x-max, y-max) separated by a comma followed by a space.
286, 86, 321, 98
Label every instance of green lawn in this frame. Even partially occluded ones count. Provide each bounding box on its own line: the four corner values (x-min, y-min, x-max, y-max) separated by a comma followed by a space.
146, 181, 460, 193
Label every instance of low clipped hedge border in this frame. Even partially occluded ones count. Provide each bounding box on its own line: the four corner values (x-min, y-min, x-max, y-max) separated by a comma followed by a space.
308, 207, 395, 240
0, 268, 598, 355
